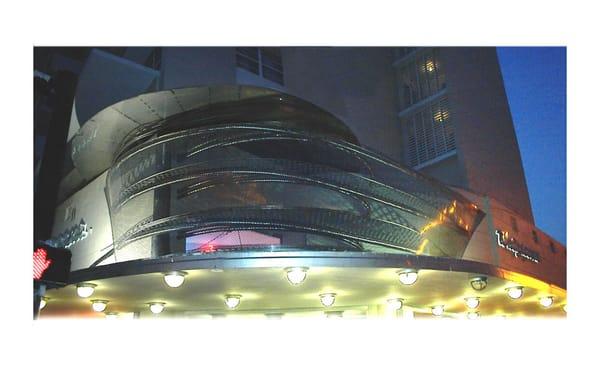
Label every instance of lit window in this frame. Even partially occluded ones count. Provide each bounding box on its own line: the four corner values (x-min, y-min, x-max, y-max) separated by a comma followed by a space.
396, 48, 446, 111
403, 96, 455, 167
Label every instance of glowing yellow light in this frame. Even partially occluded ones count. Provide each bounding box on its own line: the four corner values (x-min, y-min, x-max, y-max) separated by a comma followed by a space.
285, 267, 309, 285
431, 305, 444, 316
387, 298, 403, 310
465, 297, 480, 309
91, 300, 108, 312
319, 293, 336, 307
426, 60, 435, 72
420, 221, 440, 234
415, 239, 429, 255
467, 311, 480, 320
225, 295, 242, 309
398, 270, 418, 285
539, 296, 554, 308
507, 287, 524, 299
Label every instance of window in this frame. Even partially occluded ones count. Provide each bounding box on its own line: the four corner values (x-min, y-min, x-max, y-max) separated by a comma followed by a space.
235, 47, 284, 85
396, 48, 446, 111
403, 96, 456, 167
549, 241, 556, 253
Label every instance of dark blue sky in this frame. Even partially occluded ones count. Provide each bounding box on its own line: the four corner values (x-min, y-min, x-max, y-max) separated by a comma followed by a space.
496, 47, 566, 244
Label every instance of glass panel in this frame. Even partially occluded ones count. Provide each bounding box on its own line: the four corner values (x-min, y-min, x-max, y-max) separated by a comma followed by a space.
106, 118, 482, 263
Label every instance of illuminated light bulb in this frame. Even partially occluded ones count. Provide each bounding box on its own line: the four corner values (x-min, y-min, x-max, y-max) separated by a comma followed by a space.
397, 270, 418, 285
387, 298, 403, 310
319, 293, 336, 307
225, 294, 242, 309
149, 302, 165, 314
431, 305, 444, 316
467, 311, 479, 320
470, 276, 488, 291
507, 286, 524, 299
91, 299, 108, 312
539, 296, 554, 308
163, 271, 187, 288
39, 297, 49, 310
465, 297, 480, 309
105, 312, 119, 319
76, 283, 97, 298
285, 267, 308, 285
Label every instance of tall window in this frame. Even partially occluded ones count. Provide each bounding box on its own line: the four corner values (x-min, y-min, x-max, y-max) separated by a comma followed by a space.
236, 47, 284, 85
396, 48, 446, 111
403, 96, 455, 167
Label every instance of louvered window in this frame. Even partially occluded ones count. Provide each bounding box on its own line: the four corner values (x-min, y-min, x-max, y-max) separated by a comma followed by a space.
403, 96, 456, 167
236, 47, 284, 85
396, 48, 446, 111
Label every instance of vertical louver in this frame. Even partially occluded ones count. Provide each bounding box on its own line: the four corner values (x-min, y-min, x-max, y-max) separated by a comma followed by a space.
404, 96, 456, 167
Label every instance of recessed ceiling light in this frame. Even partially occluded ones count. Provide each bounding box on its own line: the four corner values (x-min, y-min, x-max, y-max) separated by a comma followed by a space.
225, 294, 242, 309
39, 297, 49, 310
387, 298, 403, 310
506, 286, 524, 299
539, 296, 554, 308
431, 305, 444, 316
163, 271, 187, 288
285, 267, 308, 285
397, 270, 418, 285
319, 293, 336, 307
91, 299, 108, 312
465, 297, 480, 309
467, 311, 480, 320
470, 276, 488, 291
76, 283, 97, 298
148, 302, 166, 314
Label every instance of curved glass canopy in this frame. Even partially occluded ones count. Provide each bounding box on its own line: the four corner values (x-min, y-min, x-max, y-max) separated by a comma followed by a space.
91, 86, 484, 264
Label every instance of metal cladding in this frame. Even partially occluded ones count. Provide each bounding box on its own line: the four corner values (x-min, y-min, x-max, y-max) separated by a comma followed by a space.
92, 85, 484, 263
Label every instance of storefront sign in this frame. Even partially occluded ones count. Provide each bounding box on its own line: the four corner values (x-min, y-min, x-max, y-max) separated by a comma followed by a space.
49, 219, 93, 249
495, 229, 540, 263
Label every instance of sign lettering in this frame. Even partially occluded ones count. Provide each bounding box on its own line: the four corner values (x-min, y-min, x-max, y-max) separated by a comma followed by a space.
495, 229, 540, 263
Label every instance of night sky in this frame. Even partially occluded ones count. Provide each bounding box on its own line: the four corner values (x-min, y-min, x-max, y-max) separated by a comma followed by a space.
496, 47, 566, 245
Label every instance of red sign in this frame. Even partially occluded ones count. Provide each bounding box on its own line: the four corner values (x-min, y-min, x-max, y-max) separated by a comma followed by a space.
33, 248, 52, 280
33, 243, 71, 284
